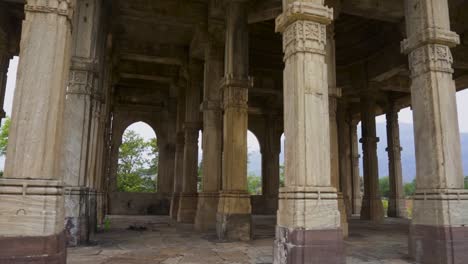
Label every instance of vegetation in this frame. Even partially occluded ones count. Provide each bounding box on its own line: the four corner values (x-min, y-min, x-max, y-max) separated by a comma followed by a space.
247, 174, 262, 195
117, 130, 158, 193
0, 117, 10, 156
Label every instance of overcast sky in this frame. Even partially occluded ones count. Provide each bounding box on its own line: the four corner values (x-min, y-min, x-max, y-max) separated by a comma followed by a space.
4, 56, 468, 154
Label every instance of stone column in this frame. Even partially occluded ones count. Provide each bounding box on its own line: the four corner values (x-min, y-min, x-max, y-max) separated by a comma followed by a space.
177, 62, 202, 223
195, 38, 224, 231
216, 0, 252, 241
359, 92, 384, 223
386, 106, 407, 218
170, 83, 186, 220
274, 2, 344, 263
327, 23, 348, 237
338, 105, 353, 218
350, 120, 362, 215
159, 98, 177, 197
61, 0, 102, 246
0, 1, 74, 262
402, 0, 468, 262
261, 115, 281, 214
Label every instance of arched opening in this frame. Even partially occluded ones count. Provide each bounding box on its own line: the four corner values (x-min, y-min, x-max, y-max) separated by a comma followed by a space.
247, 130, 262, 195
457, 89, 468, 189
0, 56, 18, 173
117, 122, 158, 193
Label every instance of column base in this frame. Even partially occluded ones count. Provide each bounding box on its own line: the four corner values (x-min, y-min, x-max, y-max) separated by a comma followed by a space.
337, 193, 348, 238
387, 196, 408, 218
170, 193, 180, 220
360, 196, 384, 223
194, 192, 219, 231
409, 190, 468, 264
177, 192, 198, 223
0, 231, 67, 264
274, 226, 345, 264
64, 187, 97, 246
216, 192, 251, 241
409, 224, 468, 264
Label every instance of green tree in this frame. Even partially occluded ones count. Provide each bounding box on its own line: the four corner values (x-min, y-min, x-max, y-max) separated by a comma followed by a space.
0, 117, 11, 156
404, 179, 416, 197
247, 174, 262, 195
117, 130, 158, 193
279, 165, 285, 187
379, 176, 390, 198
464, 176, 468, 189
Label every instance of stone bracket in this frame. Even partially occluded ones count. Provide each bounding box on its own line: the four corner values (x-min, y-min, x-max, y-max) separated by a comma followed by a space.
401, 27, 459, 54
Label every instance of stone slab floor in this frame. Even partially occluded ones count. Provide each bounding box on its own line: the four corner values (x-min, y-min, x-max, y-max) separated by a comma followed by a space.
68, 215, 414, 264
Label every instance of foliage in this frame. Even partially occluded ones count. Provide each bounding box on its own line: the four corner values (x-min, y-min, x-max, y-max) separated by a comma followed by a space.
381, 199, 388, 217
379, 177, 390, 198
0, 117, 11, 156
247, 174, 262, 195
404, 179, 416, 197
465, 176, 468, 189
198, 160, 203, 192
279, 165, 285, 187
117, 130, 158, 193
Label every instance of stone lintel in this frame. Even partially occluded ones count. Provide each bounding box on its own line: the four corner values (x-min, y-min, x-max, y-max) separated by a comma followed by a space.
275, 2, 333, 33
0, 231, 67, 264
401, 27, 459, 54
274, 226, 345, 264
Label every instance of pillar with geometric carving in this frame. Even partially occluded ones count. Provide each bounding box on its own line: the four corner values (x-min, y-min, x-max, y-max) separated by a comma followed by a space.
0, 0, 75, 262
177, 61, 202, 223
274, 1, 345, 263
402, 0, 468, 262
386, 106, 407, 218
216, 0, 252, 241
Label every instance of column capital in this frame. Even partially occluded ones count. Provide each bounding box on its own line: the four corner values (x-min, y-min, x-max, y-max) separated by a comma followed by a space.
275, 2, 333, 33
401, 27, 459, 55
407, 44, 455, 78
201, 100, 221, 112
25, 0, 75, 20
220, 76, 252, 110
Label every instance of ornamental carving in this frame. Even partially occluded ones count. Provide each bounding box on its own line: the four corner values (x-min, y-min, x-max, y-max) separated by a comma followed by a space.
25, 0, 74, 19
282, 20, 327, 60
408, 44, 454, 78
68, 69, 94, 96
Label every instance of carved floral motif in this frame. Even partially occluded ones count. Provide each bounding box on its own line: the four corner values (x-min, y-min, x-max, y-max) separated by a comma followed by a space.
408, 44, 454, 78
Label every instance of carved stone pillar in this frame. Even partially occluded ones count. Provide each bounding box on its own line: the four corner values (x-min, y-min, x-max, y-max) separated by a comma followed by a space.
260, 115, 281, 214
170, 83, 186, 220
61, 0, 102, 246
359, 92, 384, 223
338, 105, 353, 218
195, 38, 224, 231
216, 0, 252, 241
402, 0, 468, 262
386, 107, 407, 218
350, 120, 362, 215
0, 1, 75, 262
327, 24, 348, 238
158, 98, 177, 197
274, 2, 345, 263
177, 62, 202, 223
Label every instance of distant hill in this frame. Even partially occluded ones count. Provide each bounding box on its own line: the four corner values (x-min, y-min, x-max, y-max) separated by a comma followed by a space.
247, 123, 468, 183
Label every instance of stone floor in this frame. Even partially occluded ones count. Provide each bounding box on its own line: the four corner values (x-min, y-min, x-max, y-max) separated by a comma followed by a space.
68, 215, 415, 264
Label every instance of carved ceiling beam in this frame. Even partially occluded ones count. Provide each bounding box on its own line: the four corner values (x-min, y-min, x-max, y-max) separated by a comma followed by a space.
119, 73, 173, 83
120, 53, 184, 66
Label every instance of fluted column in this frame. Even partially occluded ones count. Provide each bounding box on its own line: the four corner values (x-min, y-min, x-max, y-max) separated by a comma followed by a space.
402, 0, 468, 262
274, 2, 344, 263
170, 83, 186, 220
386, 107, 407, 218
216, 0, 252, 241
195, 38, 224, 231
359, 92, 384, 223
177, 62, 202, 223
350, 120, 362, 215
0, 1, 75, 262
